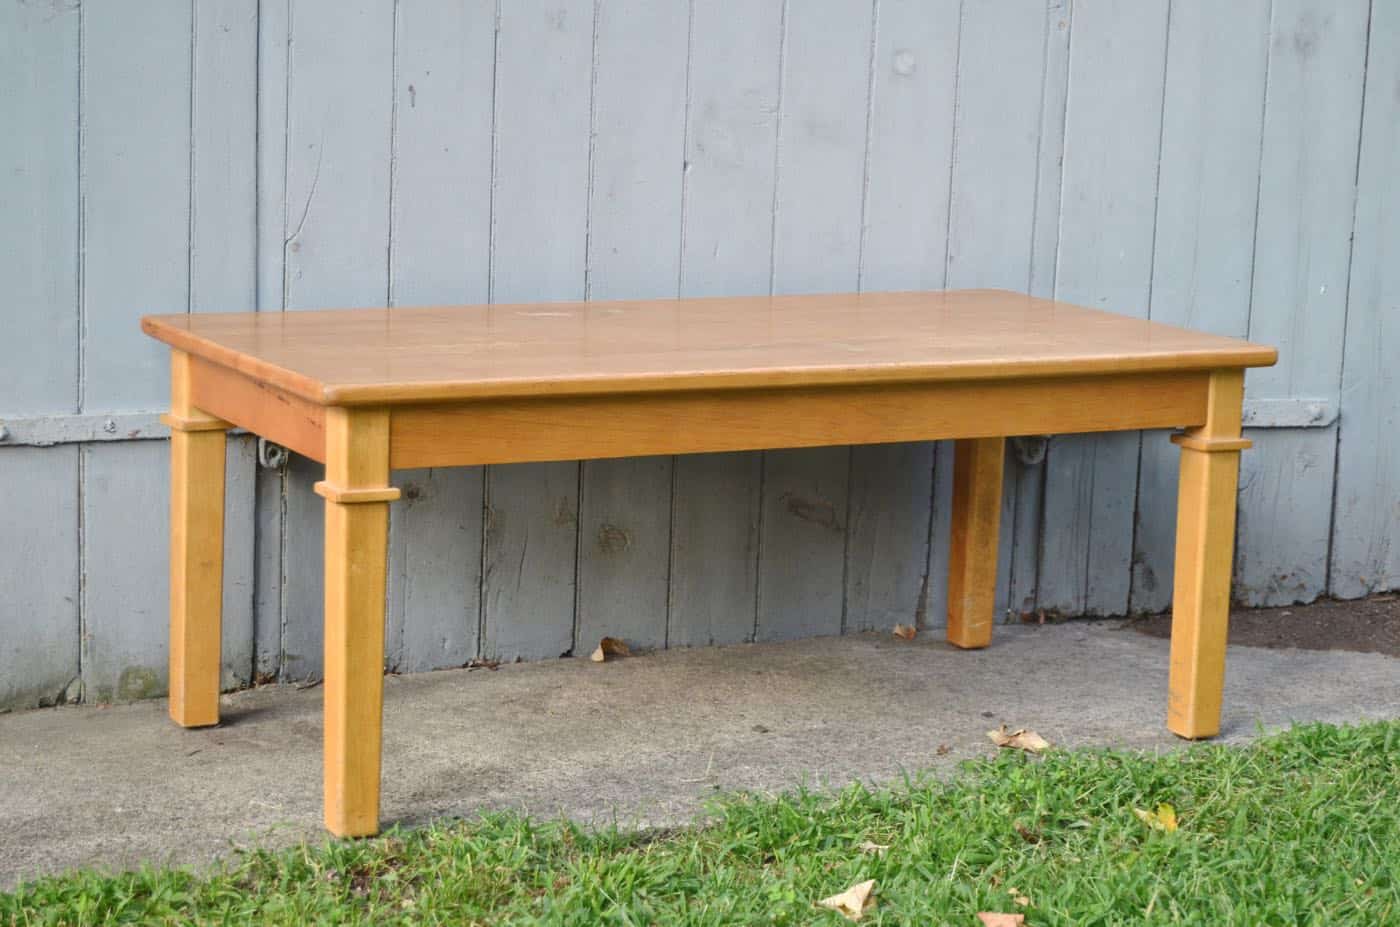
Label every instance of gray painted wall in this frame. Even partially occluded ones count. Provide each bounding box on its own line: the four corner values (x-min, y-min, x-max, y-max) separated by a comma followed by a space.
2, 0, 1396, 711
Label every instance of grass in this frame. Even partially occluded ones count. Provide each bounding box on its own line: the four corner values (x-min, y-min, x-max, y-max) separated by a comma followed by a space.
4, 721, 1397, 925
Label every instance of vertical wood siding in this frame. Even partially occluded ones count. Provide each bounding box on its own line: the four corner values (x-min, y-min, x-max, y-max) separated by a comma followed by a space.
1, 0, 1395, 710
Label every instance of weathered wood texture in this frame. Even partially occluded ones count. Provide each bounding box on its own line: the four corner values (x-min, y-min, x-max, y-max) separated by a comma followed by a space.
1331, 0, 1400, 598
1040, 0, 1169, 618
4, 0, 1397, 711
1236, 0, 1370, 606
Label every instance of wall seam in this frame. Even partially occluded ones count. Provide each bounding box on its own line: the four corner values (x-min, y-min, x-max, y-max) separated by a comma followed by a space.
665, 0, 697, 649
1127, 0, 1175, 614
478, 0, 502, 658
942, 0, 966, 289
1036, 0, 1075, 610
1327, 0, 1376, 596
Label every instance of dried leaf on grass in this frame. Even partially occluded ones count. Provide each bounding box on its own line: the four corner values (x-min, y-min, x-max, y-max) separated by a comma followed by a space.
892, 624, 917, 641
856, 840, 889, 855
977, 914, 1025, 926
816, 879, 875, 921
987, 724, 1051, 753
1134, 803, 1179, 832
589, 637, 631, 663
1007, 887, 1031, 906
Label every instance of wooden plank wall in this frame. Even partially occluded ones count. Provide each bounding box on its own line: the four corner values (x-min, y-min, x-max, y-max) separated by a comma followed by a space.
2, 0, 1396, 710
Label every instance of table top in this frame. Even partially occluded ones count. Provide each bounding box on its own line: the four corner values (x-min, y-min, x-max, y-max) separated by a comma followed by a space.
142, 289, 1277, 405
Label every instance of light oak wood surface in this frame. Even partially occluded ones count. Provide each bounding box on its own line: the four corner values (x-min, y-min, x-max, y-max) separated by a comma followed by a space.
164, 351, 229, 729
145, 288, 1275, 837
946, 437, 1006, 649
318, 407, 395, 836
142, 289, 1276, 404
1167, 370, 1249, 738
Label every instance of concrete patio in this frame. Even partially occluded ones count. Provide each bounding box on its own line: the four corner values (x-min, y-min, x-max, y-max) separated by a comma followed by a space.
3, 616, 1398, 889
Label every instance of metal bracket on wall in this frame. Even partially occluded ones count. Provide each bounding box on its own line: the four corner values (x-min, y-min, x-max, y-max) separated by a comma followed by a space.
1010, 435, 1049, 466
257, 438, 289, 470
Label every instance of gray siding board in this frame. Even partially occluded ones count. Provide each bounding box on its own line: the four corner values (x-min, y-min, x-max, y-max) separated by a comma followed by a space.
251, 0, 290, 683
279, 454, 324, 680
859, 0, 958, 292
1040, 0, 1169, 616
0, 448, 80, 708
80, 441, 167, 702
755, 446, 852, 641
1133, 0, 1270, 614
947, 0, 1060, 623
577, 456, 674, 651
192, 1, 259, 687
221, 436, 258, 690
384, 1, 494, 674
1331, 1, 1400, 599
574, 0, 689, 652
758, 0, 873, 640
387, 468, 483, 671
80, 435, 254, 699
1236, 0, 1369, 606
282, 0, 394, 310
481, 0, 593, 663
252, 467, 284, 681
388, 0, 495, 309
678, 0, 783, 298
80, 1, 192, 410
1011, 0, 1072, 618
846, 0, 959, 634
254, 0, 289, 313
668, 452, 762, 647
191, 0, 258, 316
2, 0, 79, 416
278, 0, 396, 680
924, 441, 955, 629
480, 462, 580, 661
845, 443, 934, 632
667, 0, 783, 649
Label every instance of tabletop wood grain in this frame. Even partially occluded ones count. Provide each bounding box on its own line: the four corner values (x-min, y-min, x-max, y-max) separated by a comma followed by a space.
142, 289, 1277, 405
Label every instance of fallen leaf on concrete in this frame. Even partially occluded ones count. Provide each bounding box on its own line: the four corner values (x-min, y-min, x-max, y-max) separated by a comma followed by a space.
465, 658, 500, 671
817, 879, 875, 921
856, 840, 889, 855
589, 637, 631, 663
977, 914, 1024, 926
892, 624, 917, 641
1134, 803, 1179, 832
987, 725, 1051, 753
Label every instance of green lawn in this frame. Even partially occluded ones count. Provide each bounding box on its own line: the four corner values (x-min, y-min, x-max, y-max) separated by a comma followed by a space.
4, 722, 1397, 925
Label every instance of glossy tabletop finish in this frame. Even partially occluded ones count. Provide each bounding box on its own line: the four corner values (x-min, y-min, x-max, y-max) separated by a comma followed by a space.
142, 289, 1277, 405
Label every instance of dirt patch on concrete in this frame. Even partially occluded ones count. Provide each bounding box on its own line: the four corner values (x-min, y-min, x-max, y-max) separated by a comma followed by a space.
1130, 594, 1400, 658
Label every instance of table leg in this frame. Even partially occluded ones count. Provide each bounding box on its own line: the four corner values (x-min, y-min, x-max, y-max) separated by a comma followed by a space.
947, 436, 1005, 649
162, 351, 230, 728
315, 407, 399, 837
1167, 370, 1249, 739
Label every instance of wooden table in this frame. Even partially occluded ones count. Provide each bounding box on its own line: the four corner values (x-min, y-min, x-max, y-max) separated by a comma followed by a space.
142, 289, 1276, 837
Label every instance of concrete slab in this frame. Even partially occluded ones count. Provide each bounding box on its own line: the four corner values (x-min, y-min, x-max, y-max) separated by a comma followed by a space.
2, 621, 1398, 888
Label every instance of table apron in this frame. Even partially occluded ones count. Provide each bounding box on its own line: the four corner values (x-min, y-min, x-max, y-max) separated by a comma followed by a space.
387, 370, 1210, 469
186, 363, 1212, 468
